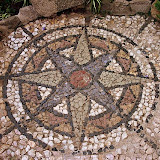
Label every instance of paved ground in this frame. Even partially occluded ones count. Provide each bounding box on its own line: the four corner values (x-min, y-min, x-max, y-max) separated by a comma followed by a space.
0, 13, 160, 159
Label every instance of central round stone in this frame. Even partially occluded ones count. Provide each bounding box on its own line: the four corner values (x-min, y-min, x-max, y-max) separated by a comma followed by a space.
70, 70, 92, 89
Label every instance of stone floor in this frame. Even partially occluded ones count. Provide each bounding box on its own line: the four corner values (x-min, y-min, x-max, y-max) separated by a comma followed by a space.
0, 13, 160, 160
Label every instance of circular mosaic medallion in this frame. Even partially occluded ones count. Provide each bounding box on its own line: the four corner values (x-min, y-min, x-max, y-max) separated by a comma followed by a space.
3, 20, 159, 154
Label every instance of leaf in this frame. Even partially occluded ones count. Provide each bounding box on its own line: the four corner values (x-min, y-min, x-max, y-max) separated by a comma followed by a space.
87, 0, 91, 5
155, 0, 160, 11
13, 0, 23, 3
0, 13, 10, 20
97, 0, 101, 13
89, 0, 102, 14
92, 0, 97, 13
157, 14, 160, 19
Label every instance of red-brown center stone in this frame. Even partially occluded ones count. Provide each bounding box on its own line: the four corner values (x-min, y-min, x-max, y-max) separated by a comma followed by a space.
70, 70, 92, 89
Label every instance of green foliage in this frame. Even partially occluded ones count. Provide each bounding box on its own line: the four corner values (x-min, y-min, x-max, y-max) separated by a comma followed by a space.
0, 0, 30, 20
87, 0, 102, 14
157, 14, 160, 19
154, 0, 160, 20
23, 0, 30, 6
0, 13, 10, 20
14, 0, 30, 7
155, 0, 160, 11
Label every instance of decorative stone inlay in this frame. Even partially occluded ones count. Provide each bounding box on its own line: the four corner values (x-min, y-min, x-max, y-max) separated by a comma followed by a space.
99, 70, 147, 88
13, 70, 62, 87
74, 30, 91, 65
0, 14, 160, 159
70, 70, 92, 89
70, 93, 90, 149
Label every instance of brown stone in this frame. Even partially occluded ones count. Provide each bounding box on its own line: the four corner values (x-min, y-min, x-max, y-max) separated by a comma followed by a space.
89, 113, 112, 128
0, 25, 11, 40
0, 104, 6, 118
13, 135, 19, 141
130, 85, 140, 98
89, 37, 109, 51
110, 0, 151, 15
130, 0, 151, 14
57, 0, 85, 13
117, 50, 130, 59
30, 0, 85, 17
109, 115, 122, 126
0, 42, 5, 57
85, 124, 101, 135
110, 0, 132, 15
0, 42, 4, 52
0, 16, 20, 29
30, 0, 56, 17
100, 0, 113, 15
18, 5, 40, 24
55, 123, 72, 133
128, 62, 138, 76
0, 16, 21, 40
117, 57, 131, 72
120, 103, 134, 114
1, 137, 8, 144
46, 112, 68, 125
0, 144, 10, 154
25, 61, 35, 73
121, 88, 136, 105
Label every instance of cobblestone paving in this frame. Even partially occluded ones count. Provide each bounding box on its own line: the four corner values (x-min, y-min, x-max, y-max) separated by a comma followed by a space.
0, 13, 160, 159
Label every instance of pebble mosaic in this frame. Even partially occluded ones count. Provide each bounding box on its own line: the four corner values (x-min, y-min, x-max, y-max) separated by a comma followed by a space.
0, 13, 160, 159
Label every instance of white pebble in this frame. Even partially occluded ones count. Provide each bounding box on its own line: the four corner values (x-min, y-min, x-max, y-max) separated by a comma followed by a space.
69, 144, 74, 151
122, 132, 127, 140
54, 138, 60, 143
22, 155, 29, 160
106, 154, 114, 160
115, 137, 120, 142
154, 128, 159, 133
